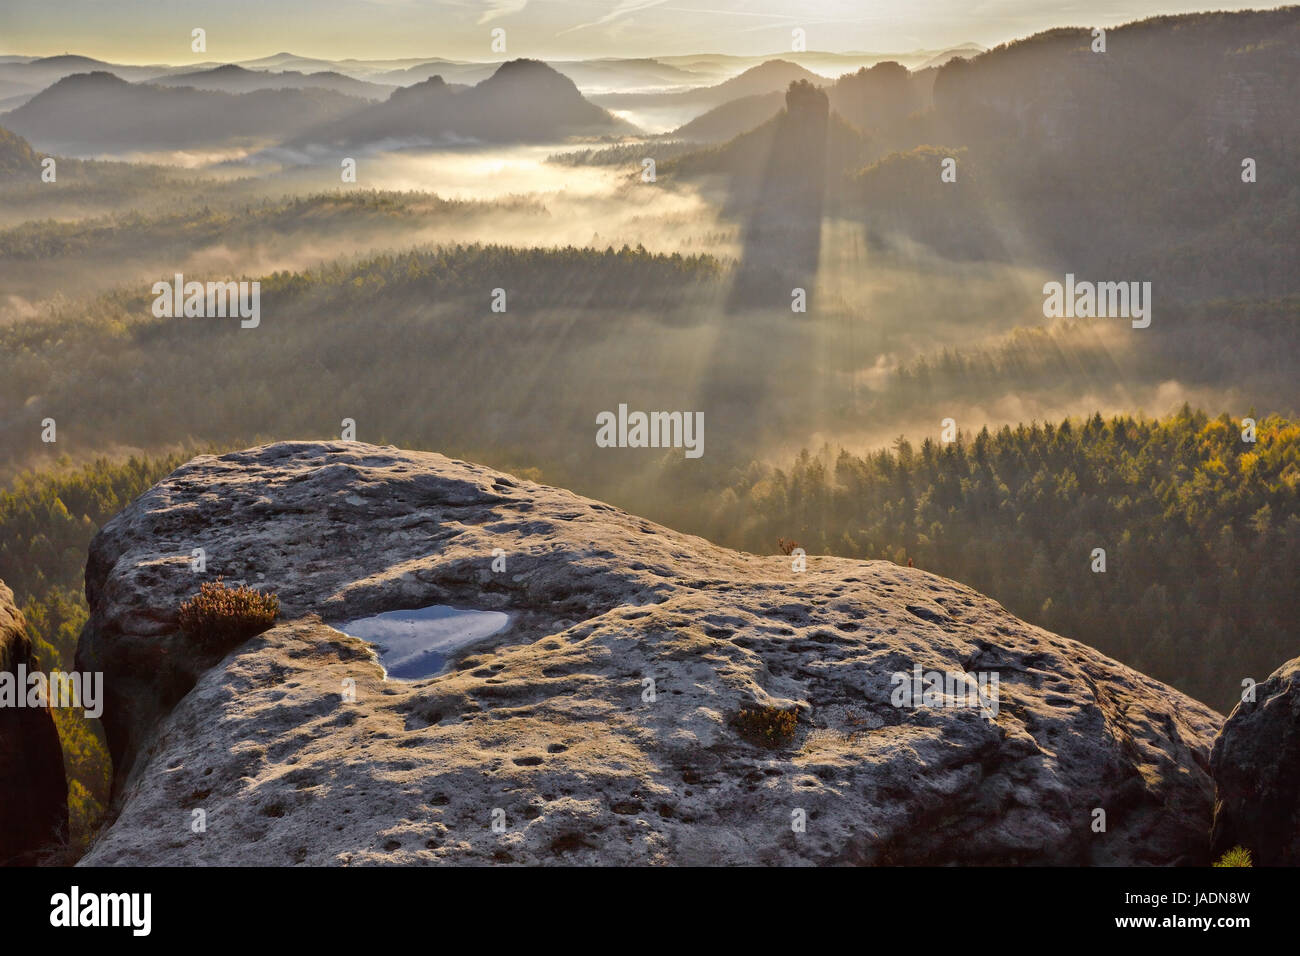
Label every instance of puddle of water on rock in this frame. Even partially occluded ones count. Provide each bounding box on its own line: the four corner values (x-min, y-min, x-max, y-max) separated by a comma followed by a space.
339, 605, 511, 680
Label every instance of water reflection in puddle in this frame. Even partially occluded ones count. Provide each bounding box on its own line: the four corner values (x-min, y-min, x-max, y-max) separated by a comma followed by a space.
339, 605, 511, 679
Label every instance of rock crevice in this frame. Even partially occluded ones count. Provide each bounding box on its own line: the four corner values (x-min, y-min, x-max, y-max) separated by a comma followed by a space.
1211, 656, 1300, 866
1, 580, 69, 866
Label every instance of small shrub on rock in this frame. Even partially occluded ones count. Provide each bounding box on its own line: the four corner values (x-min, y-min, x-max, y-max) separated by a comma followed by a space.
1213, 846, 1253, 867
733, 705, 798, 748
178, 578, 279, 650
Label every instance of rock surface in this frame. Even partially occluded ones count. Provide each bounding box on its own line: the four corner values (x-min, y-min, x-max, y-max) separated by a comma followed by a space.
79, 441, 1223, 865
0, 580, 69, 865
1211, 656, 1300, 866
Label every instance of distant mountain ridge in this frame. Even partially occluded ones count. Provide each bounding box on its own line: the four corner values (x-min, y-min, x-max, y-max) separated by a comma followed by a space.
285, 58, 637, 150
1, 59, 640, 155
593, 59, 826, 112
1, 71, 368, 153
671, 91, 784, 142
150, 64, 394, 100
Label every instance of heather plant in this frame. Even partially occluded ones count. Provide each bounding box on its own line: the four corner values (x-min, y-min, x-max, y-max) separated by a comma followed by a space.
1213, 846, 1253, 868
178, 578, 279, 651
733, 705, 799, 748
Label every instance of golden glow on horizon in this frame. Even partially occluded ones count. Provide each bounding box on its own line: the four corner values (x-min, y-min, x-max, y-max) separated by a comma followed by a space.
0, 0, 1279, 65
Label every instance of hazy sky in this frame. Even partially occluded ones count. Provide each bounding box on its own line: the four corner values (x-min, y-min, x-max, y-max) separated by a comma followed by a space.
0, 0, 1279, 63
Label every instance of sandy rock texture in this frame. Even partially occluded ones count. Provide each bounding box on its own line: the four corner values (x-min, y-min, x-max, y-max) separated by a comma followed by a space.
1211, 656, 1300, 866
78, 441, 1223, 865
0, 580, 68, 865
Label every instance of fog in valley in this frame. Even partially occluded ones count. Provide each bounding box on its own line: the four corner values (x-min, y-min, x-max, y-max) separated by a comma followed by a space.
2, 9, 1298, 735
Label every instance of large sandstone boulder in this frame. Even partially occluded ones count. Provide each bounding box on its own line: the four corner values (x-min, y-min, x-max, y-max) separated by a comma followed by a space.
1211, 656, 1300, 866
0, 580, 69, 865
78, 441, 1222, 865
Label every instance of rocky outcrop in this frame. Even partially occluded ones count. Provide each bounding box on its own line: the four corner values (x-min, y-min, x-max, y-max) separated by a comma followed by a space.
0, 580, 69, 865
1211, 656, 1300, 865
78, 442, 1223, 865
